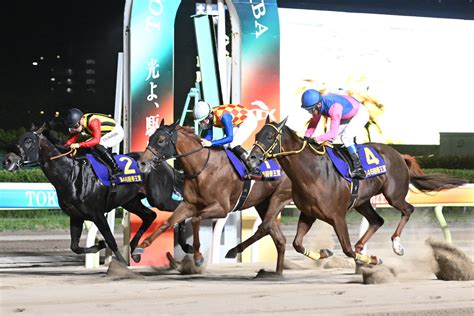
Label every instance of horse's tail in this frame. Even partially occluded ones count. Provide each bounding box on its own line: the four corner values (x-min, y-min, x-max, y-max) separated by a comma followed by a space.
403, 154, 468, 192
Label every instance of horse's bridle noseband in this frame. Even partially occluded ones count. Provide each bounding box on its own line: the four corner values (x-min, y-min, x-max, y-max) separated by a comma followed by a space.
251, 123, 327, 160
146, 127, 210, 178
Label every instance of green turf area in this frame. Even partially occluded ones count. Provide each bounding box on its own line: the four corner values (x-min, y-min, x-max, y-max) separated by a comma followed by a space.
0, 209, 124, 232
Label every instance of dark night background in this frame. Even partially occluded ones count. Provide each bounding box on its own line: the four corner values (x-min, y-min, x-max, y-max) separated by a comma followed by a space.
0, 0, 472, 130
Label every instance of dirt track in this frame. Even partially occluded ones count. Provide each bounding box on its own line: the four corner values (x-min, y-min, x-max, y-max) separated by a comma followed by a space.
1, 220, 473, 315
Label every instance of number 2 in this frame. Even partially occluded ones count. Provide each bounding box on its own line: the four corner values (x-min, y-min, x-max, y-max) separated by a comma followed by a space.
118, 157, 136, 175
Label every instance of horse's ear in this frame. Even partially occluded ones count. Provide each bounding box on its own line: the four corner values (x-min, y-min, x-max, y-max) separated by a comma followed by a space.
170, 120, 179, 130
159, 119, 165, 128
36, 123, 47, 134
265, 115, 271, 124
277, 117, 288, 131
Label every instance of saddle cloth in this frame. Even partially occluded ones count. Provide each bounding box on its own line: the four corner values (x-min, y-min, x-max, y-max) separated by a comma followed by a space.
86, 154, 142, 186
225, 149, 282, 181
326, 144, 386, 182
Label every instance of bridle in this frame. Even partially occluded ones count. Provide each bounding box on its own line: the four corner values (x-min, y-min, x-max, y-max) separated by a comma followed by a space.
13, 130, 75, 168
146, 127, 210, 179
251, 123, 327, 160
13, 131, 42, 167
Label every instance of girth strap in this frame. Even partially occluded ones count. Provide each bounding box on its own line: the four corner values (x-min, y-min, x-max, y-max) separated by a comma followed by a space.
348, 179, 359, 209
231, 180, 254, 212
105, 178, 118, 211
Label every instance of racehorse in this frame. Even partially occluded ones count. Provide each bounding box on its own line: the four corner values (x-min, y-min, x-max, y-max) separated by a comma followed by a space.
2, 123, 184, 264
133, 121, 295, 275
246, 117, 467, 265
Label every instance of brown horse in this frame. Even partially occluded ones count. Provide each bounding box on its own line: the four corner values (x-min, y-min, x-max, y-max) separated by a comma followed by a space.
246, 117, 467, 265
133, 121, 295, 275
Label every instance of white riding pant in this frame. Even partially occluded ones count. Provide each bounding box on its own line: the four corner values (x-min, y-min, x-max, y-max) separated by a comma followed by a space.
229, 110, 259, 150
99, 125, 124, 148
338, 105, 370, 147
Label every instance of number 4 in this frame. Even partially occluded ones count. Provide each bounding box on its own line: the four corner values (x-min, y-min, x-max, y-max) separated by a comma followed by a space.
364, 147, 380, 165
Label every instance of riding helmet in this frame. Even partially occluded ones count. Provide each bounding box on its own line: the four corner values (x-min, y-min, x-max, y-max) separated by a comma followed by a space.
64, 108, 84, 128
301, 89, 322, 109
193, 101, 212, 122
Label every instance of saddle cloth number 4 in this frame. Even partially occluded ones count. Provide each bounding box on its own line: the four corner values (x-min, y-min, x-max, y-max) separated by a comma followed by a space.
364, 147, 380, 165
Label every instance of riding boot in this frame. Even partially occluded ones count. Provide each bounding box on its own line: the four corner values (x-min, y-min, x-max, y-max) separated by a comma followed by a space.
232, 145, 262, 180
349, 152, 366, 179
94, 145, 122, 180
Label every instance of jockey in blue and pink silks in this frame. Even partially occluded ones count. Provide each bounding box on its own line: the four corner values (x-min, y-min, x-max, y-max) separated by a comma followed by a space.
301, 89, 369, 179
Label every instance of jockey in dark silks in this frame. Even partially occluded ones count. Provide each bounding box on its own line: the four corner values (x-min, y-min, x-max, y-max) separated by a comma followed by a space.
301, 89, 369, 179
193, 101, 262, 179
64, 108, 124, 180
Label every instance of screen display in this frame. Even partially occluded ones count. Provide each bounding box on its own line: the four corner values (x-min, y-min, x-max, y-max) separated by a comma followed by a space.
279, 8, 474, 144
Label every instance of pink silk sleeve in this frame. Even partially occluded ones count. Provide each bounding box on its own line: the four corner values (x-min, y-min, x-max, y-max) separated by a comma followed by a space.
315, 104, 342, 143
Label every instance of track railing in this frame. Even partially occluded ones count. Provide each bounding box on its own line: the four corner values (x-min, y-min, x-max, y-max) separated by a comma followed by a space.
0, 182, 115, 268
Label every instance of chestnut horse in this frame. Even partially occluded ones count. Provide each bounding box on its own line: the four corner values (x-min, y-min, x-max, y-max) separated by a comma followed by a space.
133, 121, 294, 275
246, 117, 467, 265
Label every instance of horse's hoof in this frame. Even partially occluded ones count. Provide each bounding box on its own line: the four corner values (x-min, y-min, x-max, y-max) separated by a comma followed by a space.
372, 256, 383, 265
131, 247, 144, 263
166, 252, 179, 269
392, 237, 405, 256
194, 256, 204, 267
225, 249, 238, 259
321, 248, 334, 258
131, 254, 141, 263
356, 253, 382, 265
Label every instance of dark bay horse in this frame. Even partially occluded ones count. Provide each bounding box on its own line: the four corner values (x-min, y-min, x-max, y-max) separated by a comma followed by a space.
246, 117, 467, 265
3, 124, 183, 264
134, 121, 294, 275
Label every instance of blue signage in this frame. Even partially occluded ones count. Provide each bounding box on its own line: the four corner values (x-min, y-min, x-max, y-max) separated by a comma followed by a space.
0, 183, 60, 209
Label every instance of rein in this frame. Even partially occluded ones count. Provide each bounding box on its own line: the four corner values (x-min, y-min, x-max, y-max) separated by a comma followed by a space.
146, 130, 210, 179
254, 124, 329, 159
50, 148, 77, 160
146, 142, 204, 162
183, 148, 211, 179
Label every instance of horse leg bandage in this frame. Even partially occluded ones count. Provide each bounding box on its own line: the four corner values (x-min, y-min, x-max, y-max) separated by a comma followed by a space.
304, 248, 321, 261
355, 253, 372, 264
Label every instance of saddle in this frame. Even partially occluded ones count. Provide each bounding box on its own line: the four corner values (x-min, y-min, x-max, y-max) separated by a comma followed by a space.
85, 153, 142, 187
225, 149, 282, 181
326, 144, 387, 182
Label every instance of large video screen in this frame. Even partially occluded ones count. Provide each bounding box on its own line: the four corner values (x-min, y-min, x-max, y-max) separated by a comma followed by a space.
279, 8, 474, 145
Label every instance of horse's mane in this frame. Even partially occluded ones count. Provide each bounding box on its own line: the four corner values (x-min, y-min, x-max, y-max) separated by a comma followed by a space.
281, 124, 326, 151
282, 125, 299, 138
176, 125, 201, 143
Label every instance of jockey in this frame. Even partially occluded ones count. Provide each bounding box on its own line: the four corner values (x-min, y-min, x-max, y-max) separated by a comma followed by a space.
193, 101, 261, 179
64, 108, 124, 180
301, 89, 369, 179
